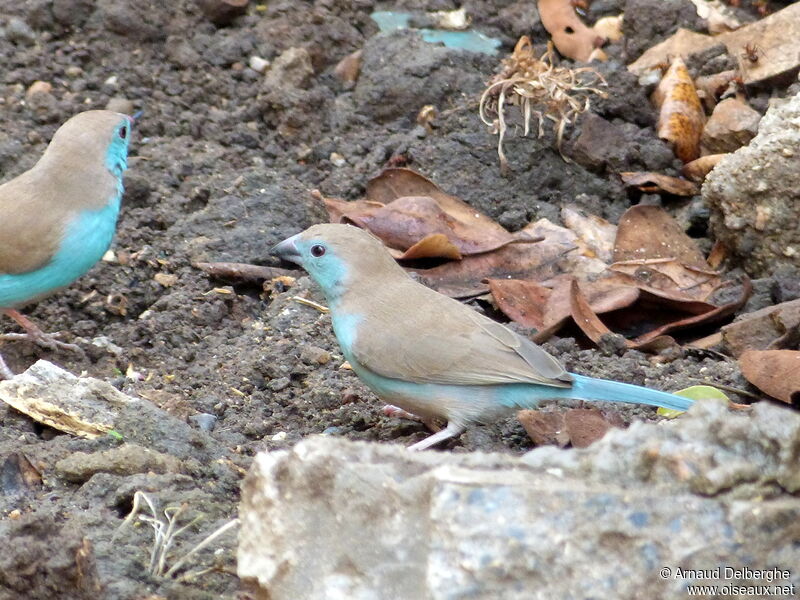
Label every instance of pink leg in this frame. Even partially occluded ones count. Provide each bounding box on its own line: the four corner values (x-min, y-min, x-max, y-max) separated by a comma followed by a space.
1, 309, 83, 355
407, 421, 466, 451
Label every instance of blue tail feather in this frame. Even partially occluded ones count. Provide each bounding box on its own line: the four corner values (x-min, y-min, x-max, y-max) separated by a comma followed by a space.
568, 373, 692, 411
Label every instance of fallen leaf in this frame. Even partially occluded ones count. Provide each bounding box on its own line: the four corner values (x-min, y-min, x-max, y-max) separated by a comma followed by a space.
1, 452, 42, 495
613, 205, 708, 268
538, 0, 605, 62
682, 154, 728, 182
739, 350, 800, 405
517, 410, 569, 447
564, 407, 613, 447
721, 298, 800, 357
153, 273, 178, 287
651, 57, 705, 163
413, 217, 602, 297
619, 172, 699, 196
318, 168, 526, 258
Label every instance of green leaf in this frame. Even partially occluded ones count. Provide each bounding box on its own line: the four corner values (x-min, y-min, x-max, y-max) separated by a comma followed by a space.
107, 429, 123, 441
657, 385, 730, 418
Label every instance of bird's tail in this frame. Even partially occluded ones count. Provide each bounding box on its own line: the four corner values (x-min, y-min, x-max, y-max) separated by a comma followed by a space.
569, 373, 692, 411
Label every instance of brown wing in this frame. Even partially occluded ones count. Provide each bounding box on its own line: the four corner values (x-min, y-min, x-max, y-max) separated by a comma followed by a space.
0, 170, 66, 274
349, 279, 572, 388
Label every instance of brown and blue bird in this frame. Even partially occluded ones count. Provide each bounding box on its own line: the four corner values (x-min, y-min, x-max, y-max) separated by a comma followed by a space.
272, 224, 693, 450
0, 110, 133, 378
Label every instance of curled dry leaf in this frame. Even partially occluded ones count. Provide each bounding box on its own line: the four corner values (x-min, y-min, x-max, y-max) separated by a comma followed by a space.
619, 172, 699, 196
563, 407, 615, 448
739, 349, 800, 406
194, 262, 296, 283
682, 153, 727, 182
317, 168, 526, 259
651, 57, 705, 163
538, 0, 605, 61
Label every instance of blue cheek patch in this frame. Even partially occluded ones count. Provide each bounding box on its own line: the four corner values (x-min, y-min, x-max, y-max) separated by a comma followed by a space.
0, 194, 122, 308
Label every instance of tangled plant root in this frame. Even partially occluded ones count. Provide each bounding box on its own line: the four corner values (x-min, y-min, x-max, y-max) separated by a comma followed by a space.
479, 37, 608, 172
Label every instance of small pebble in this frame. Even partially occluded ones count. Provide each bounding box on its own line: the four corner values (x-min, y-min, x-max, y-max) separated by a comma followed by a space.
268, 377, 291, 392
65, 66, 83, 78
329, 152, 346, 167
300, 345, 331, 366
271, 431, 287, 441
25, 80, 52, 99
188, 413, 218, 432
248, 55, 270, 73
6, 18, 35, 45
322, 426, 344, 436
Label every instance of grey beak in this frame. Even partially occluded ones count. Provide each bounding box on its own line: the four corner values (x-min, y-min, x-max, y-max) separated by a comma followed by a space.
271, 234, 302, 265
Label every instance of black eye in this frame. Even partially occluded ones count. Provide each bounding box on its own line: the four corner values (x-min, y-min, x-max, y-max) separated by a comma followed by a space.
310, 244, 326, 257
119, 126, 127, 139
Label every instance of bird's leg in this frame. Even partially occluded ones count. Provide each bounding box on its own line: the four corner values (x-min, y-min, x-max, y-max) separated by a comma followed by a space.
0, 353, 14, 380
0, 309, 83, 355
382, 404, 442, 432
407, 421, 466, 451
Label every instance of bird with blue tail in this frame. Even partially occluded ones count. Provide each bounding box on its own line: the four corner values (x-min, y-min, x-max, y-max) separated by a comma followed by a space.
0, 110, 135, 379
272, 223, 693, 451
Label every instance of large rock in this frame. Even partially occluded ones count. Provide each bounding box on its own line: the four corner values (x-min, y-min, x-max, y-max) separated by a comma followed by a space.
238, 400, 800, 600
704, 92, 800, 277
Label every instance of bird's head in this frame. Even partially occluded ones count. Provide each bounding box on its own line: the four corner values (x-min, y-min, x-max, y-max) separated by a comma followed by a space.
41, 110, 134, 178
271, 223, 404, 303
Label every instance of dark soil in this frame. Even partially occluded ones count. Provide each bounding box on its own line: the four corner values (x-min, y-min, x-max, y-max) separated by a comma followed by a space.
0, 0, 792, 598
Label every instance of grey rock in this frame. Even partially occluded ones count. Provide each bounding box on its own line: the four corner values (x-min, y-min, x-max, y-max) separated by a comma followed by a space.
704, 91, 800, 277
5, 18, 36, 45
238, 400, 800, 600
188, 412, 218, 431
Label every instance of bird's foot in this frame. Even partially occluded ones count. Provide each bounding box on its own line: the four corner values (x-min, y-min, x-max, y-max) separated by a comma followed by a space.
381, 404, 442, 432
1, 309, 84, 356
0, 353, 14, 380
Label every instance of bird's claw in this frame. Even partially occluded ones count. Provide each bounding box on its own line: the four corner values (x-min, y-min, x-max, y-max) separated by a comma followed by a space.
0, 353, 14, 380
381, 404, 443, 433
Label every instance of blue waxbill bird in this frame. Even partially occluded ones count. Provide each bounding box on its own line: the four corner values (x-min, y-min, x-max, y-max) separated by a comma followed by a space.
272, 223, 693, 451
0, 110, 134, 379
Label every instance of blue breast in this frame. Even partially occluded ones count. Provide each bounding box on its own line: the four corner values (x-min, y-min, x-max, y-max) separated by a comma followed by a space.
0, 194, 122, 307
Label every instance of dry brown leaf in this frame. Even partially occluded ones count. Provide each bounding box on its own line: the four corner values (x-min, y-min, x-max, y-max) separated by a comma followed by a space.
318, 169, 524, 259
614, 205, 708, 268
619, 172, 699, 196
608, 259, 721, 301
682, 154, 728, 182
194, 261, 296, 283
391, 233, 462, 260
564, 407, 614, 448
490, 275, 639, 331
538, 0, 605, 62
517, 410, 569, 447
652, 57, 705, 163
739, 350, 800, 405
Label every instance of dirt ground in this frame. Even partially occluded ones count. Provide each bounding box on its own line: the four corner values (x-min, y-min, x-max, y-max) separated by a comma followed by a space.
0, 0, 795, 598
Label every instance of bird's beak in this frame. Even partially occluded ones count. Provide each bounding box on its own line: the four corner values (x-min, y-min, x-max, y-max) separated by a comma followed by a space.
271, 233, 302, 265
130, 110, 144, 125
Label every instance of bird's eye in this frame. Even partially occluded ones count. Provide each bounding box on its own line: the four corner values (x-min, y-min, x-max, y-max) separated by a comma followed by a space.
310, 244, 326, 257
119, 126, 128, 139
